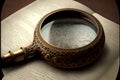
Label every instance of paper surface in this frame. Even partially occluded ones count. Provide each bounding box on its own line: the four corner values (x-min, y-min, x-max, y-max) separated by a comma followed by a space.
1, 0, 119, 80
41, 19, 97, 49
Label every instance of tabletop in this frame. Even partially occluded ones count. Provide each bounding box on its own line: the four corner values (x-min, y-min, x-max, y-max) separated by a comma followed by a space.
1, 0, 119, 80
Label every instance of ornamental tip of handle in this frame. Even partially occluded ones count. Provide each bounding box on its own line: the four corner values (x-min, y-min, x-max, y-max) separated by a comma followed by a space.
1, 48, 25, 65
1, 45, 38, 67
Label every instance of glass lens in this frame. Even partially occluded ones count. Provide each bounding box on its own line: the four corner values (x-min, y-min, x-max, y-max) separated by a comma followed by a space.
41, 18, 97, 49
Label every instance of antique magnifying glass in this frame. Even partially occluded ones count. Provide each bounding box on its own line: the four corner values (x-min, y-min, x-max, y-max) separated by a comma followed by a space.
1, 8, 105, 68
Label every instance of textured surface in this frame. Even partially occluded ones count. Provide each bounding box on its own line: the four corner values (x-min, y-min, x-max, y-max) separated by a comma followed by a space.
1, 0, 119, 80
41, 19, 97, 49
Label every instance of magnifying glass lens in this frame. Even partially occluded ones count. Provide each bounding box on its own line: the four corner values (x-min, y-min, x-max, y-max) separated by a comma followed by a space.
41, 18, 97, 49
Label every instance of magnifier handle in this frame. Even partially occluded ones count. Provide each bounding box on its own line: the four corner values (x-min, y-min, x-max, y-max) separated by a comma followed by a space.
1, 44, 38, 65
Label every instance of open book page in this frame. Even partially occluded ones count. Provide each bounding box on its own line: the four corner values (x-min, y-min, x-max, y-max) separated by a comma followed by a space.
1, 0, 119, 80
1, 0, 94, 53
92, 13, 119, 80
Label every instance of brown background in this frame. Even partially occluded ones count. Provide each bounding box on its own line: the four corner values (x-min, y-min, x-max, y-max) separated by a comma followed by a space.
1, 0, 119, 24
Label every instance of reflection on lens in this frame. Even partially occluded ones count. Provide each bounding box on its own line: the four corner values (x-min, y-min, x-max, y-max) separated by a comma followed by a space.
41, 18, 97, 49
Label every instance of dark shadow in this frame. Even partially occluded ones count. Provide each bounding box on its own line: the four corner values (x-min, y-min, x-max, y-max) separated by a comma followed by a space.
0, 0, 5, 79
116, 0, 120, 13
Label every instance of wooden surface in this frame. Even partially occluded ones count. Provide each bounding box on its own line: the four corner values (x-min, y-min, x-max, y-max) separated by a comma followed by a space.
1, 0, 119, 80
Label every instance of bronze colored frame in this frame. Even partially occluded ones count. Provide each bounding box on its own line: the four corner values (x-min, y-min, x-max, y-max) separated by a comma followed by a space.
1, 8, 105, 68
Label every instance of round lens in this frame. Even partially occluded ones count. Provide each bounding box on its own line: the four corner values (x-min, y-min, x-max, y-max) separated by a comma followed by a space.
41, 18, 97, 49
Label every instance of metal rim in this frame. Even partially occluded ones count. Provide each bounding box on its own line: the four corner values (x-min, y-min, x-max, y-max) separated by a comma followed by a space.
36, 8, 104, 52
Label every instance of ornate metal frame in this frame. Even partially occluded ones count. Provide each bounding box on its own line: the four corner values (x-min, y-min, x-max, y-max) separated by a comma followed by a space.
1, 8, 105, 68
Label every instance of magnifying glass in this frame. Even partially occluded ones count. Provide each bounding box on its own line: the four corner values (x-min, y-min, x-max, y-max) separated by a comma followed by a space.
1, 8, 105, 68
